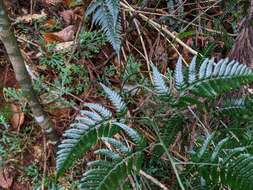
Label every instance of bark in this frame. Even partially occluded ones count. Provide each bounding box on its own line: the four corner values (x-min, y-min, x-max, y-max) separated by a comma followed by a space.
0, 0, 58, 142
229, 0, 253, 68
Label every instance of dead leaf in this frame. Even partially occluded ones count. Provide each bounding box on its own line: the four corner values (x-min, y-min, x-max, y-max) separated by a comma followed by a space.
15, 10, 47, 23
60, 7, 83, 25
0, 167, 13, 189
60, 10, 75, 25
43, 25, 76, 43
10, 104, 25, 130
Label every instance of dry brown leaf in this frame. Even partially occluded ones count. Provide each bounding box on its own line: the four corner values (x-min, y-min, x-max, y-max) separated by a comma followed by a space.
0, 168, 13, 189
60, 7, 83, 25
15, 10, 47, 23
43, 25, 76, 43
10, 104, 25, 130
60, 10, 74, 25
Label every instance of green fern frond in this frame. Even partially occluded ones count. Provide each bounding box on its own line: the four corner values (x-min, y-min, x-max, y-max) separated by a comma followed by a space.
184, 57, 253, 98
56, 111, 118, 177
56, 85, 126, 177
151, 63, 169, 94
86, 0, 121, 53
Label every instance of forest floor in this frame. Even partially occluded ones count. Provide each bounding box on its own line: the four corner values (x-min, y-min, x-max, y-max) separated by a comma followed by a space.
0, 0, 247, 189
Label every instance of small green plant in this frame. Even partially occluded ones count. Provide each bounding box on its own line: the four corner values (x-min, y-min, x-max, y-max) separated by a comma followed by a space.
122, 55, 141, 82
0, 114, 9, 129
39, 44, 65, 70
79, 29, 107, 59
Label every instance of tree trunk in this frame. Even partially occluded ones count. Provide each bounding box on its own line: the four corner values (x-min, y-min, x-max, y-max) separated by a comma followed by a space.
229, 0, 253, 68
0, 0, 58, 142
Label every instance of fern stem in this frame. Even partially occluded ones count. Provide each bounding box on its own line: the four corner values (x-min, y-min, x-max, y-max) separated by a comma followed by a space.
151, 120, 186, 190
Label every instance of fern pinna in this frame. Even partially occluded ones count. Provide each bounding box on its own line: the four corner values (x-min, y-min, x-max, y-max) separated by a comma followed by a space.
86, 0, 121, 53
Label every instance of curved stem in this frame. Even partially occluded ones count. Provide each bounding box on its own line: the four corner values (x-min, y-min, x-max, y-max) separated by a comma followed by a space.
0, 0, 58, 142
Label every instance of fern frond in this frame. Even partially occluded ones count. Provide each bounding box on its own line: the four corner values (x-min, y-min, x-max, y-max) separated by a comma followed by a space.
84, 103, 112, 118
184, 57, 253, 98
56, 112, 118, 177
151, 63, 169, 94
100, 83, 126, 113
86, 0, 121, 53
57, 85, 129, 177
80, 151, 143, 190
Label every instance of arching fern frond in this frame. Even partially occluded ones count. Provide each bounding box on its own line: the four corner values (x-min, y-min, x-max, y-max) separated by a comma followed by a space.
86, 0, 121, 53
80, 124, 144, 190
183, 57, 253, 98
56, 84, 127, 177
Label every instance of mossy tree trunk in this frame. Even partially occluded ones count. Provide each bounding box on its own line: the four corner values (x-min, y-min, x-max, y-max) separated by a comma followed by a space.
0, 0, 58, 142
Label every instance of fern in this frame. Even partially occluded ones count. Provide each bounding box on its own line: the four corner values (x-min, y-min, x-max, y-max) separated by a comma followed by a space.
80, 122, 144, 190
56, 84, 126, 177
185, 58, 253, 97
189, 133, 253, 190
86, 0, 121, 53
151, 56, 253, 99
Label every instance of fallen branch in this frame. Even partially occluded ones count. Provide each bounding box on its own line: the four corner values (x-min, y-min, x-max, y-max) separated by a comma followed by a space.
121, 1, 199, 56
0, 0, 58, 142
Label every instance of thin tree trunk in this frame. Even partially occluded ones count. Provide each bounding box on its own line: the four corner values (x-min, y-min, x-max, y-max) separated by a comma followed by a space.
0, 0, 58, 142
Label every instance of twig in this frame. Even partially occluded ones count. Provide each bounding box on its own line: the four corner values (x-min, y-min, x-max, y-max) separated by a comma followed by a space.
121, 1, 199, 56
133, 18, 153, 82
181, 0, 223, 33
140, 170, 169, 190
